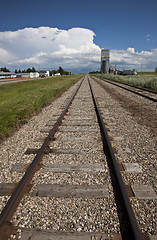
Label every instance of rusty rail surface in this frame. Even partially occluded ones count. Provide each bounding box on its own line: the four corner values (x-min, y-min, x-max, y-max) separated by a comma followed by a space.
88, 77, 143, 240
0, 78, 84, 240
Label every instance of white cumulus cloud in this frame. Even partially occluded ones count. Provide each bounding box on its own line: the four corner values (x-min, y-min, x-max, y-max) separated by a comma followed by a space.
111, 48, 157, 71
0, 27, 157, 72
127, 47, 135, 54
0, 27, 101, 72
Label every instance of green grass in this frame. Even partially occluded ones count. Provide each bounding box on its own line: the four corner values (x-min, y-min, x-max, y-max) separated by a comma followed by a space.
137, 72, 157, 76
92, 73, 157, 91
0, 75, 83, 140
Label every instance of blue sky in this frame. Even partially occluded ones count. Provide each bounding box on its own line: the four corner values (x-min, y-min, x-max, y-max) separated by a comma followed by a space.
0, 0, 157, 73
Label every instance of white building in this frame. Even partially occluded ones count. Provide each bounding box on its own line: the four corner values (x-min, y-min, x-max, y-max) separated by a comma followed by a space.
30, 72, 40, 78
54, 73, 61, 76
39, 71, 50, 77
0, 71, 15, 79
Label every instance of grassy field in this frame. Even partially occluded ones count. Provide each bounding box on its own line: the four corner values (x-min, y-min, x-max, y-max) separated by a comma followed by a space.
137, 72, 157, 76
0, 74, 83, 140
92, 73, 157, 91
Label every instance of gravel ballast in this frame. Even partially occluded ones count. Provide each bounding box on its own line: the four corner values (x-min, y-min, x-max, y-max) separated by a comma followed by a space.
90, 76, 156, 237
0, 75, 156, 239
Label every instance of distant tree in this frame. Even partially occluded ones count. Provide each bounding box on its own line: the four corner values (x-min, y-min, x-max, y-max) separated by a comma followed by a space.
32, 67, 36, 72
58, 66, 70, 75
14, 67, 36, 73
26, 67, 36, 73
26, 68, 32, 73
50, 70, 58, 75
155, 67, 157, 72
50, 67, 70, 76
1, 67, 10, 72
58, 66, 64, 75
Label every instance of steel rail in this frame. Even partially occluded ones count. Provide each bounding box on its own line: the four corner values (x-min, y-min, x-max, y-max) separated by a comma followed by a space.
93, 76, 157, 102
88, 78, 143, 240
97, 75, 157, 94
0, 77, 84, 240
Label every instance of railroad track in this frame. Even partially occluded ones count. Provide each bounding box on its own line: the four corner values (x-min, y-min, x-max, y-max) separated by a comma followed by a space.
91, 75, 157, 102
0, 75, 156, 239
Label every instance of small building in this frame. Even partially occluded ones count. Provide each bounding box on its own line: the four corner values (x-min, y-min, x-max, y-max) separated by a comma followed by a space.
54, 73, 61, 76
109, 66, 116, 73
0, 71, 15, 79
123, 69, 137, 75
21, 73, 30, 78
39, 71, 50, 77
30, 72, 40, 78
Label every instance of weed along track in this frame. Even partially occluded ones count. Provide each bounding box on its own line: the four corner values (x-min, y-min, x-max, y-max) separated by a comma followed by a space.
91, 75, 157, 103
0, 75, 156, 239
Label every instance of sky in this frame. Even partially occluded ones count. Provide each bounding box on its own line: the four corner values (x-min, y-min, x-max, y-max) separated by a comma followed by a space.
0, 0, 157, 73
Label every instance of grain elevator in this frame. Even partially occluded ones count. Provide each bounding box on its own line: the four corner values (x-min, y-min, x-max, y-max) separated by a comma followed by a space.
101, 49, 110, 73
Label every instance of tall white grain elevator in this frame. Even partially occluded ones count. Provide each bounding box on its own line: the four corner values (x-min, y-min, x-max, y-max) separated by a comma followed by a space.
101, 49, 110, 73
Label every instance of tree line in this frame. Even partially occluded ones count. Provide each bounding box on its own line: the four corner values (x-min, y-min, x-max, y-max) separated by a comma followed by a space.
0, 67, 36, 73
50, 67, 71, 75
14, 67, 36, 73
0, 67, 11, 72
0, 66, 71, 75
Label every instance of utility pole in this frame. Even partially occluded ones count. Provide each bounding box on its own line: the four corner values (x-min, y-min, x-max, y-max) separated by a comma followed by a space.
141, 64, 143, 72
